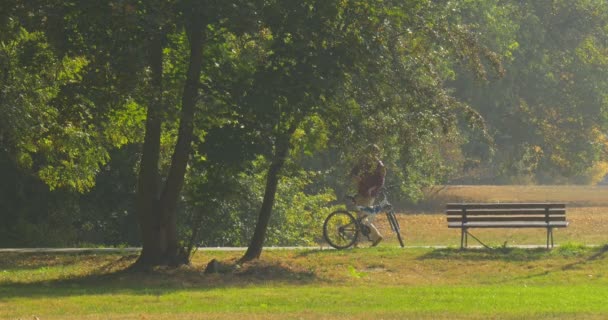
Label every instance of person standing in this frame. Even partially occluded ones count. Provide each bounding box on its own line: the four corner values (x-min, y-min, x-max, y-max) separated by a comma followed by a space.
350, 144, 386, 246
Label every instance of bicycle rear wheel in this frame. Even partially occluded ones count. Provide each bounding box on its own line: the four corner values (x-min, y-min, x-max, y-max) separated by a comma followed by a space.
386, 210, 404, 247
323, 210, 359, 249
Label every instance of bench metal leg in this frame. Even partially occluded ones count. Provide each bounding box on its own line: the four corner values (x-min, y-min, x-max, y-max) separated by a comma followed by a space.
460, 228, 464, 249
546, 227, 554, 249
460, 228, 468, 249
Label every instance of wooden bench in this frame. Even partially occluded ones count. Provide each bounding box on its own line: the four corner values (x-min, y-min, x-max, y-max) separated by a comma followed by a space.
446, 203, 569, 249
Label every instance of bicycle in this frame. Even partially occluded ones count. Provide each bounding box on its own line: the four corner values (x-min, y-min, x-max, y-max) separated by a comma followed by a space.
322, 187, 405, 249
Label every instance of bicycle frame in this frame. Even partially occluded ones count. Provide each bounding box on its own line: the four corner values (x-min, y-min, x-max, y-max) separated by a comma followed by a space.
323, 188, 404, 249
354, 193, 392, 215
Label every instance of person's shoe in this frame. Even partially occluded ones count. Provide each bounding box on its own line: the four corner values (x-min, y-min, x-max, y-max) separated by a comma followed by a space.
371, 236, 383, 247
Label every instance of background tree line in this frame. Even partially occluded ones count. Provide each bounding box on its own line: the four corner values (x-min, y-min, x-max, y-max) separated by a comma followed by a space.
1, 0, 607, 265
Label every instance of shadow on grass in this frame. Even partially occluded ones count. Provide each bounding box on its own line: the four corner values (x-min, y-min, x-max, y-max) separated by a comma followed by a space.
0, 254, 317, 300
560, 244, 608, 270
0, 251, 121, 271
294, 248, 344, 258
418, 244, 608, 262
489, 244, 608, 284
417, 247, 551, 262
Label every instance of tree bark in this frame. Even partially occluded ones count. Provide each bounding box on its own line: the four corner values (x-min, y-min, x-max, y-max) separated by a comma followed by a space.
134, 27, 164, 268
157, 19, 204, 265
134, 15, 204, 268
240, 123, 298, 262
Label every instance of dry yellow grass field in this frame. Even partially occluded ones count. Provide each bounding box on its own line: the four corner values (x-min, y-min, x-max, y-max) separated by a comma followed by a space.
426, 185, 608, 206
375, 185, 608, 247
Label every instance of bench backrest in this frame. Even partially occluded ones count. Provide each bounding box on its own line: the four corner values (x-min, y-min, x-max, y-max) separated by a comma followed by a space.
446, 203, 567, 224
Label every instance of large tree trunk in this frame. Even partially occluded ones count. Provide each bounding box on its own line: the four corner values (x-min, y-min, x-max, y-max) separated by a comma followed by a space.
157, 19, 204, 265
241, 124, 298, 262
134, 16, 204, 268
134, 28, 164, 268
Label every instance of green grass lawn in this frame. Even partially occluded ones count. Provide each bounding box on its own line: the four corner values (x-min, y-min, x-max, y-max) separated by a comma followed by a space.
3, 185, 608, 319
2, 245, 608, 319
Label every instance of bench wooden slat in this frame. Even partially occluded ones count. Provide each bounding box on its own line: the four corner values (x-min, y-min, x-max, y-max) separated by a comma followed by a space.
447, 216, 567, 223
446, 209, 566, 216
448, 222, 569, 228
446, 203, 565, 209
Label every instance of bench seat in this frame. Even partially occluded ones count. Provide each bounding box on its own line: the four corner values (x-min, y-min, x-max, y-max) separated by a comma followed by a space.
446, 202, 569, 248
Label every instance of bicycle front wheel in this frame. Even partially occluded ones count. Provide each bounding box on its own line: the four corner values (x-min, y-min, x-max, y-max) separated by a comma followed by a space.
323, 210, 359, 249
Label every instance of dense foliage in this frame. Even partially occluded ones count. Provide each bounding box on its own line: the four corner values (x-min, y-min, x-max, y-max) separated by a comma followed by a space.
452, 0, 608, 184
1, 0, 608, 250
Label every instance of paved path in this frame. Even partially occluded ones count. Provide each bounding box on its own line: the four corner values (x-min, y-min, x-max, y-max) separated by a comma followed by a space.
0, 245, 568, 253
0, 247, 324, 253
